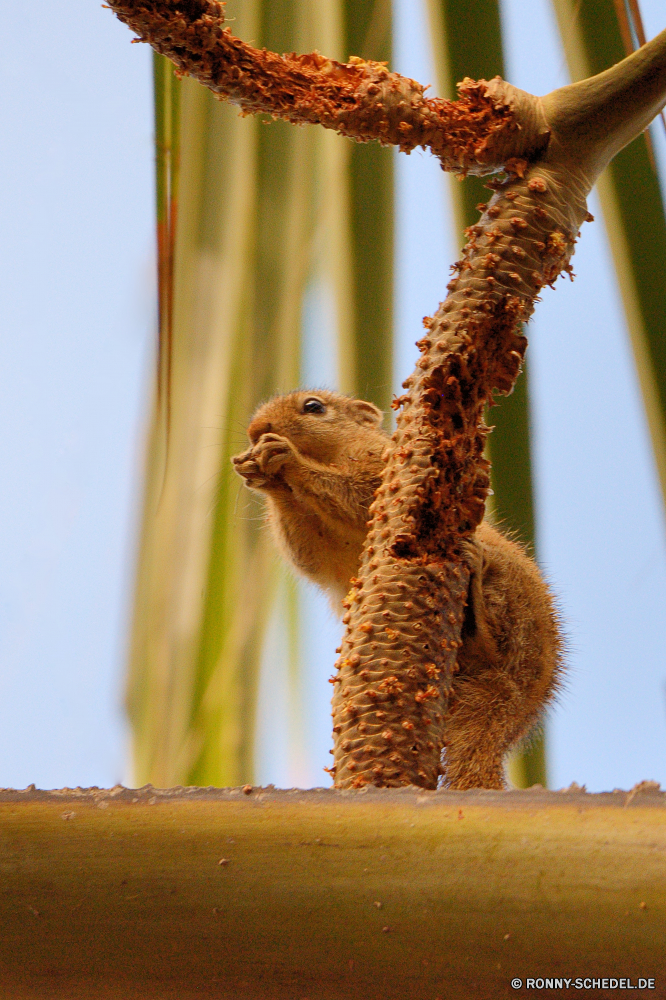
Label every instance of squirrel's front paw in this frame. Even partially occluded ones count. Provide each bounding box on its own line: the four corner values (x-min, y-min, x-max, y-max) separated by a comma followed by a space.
251, 432, 298, 476
231, 448, 271, 489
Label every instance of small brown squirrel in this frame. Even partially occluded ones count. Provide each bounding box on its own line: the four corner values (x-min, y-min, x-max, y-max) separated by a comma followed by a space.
232, 389, 563, 789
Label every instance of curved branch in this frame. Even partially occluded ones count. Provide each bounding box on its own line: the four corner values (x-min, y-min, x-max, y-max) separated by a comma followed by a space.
542, 27, 666, 180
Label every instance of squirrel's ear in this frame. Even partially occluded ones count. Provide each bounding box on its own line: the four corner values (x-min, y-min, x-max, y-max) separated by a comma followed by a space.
352, 399, 383, 425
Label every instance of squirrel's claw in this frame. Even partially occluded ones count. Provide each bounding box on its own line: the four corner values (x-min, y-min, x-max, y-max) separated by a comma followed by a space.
231, 449, 270, 489
252, 432, 297, 476
231, 434, 297, 487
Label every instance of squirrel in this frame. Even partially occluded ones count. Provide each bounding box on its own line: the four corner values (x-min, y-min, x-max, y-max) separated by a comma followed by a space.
232, 388, 563, 789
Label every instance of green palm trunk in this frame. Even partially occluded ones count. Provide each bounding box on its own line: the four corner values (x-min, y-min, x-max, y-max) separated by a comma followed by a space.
3, 785, 665, 996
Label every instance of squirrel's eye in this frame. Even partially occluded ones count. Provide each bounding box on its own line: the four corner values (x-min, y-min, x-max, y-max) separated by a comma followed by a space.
303, 398, 326, 414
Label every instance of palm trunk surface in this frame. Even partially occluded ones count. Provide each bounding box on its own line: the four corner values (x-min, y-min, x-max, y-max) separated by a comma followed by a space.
1, 784, 664, 998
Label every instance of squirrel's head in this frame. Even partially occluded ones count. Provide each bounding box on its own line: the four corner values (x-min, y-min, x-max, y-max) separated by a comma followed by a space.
247, 389, 386, 464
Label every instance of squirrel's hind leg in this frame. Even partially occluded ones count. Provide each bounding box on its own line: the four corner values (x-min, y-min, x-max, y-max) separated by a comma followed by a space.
441, 665, 539, 790
442, 524, 563, 790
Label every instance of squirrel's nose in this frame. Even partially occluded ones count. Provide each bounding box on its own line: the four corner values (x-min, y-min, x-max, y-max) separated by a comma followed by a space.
248, 417, 272, 443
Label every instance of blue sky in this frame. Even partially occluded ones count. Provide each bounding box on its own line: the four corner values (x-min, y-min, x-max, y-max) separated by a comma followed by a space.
1, 0, 665, 792
0, 1, 153, 786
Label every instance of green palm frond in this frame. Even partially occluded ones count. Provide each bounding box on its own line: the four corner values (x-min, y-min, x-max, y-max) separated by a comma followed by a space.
553, 0, 666, 504
344, 0, 394, 412
128, 0, 394, 788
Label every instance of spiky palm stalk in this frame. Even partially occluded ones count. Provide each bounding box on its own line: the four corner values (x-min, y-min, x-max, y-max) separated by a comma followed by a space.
426, 0, 546, 789
109, 0, 666, 790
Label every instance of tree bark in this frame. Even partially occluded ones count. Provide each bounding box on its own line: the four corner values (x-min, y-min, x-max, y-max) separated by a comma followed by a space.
107, 0, 666, 790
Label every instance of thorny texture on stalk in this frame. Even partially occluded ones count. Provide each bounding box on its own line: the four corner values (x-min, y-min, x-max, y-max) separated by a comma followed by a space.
107, 0, 666, 789
108, 0, 550, 174
331, 164, 587, 790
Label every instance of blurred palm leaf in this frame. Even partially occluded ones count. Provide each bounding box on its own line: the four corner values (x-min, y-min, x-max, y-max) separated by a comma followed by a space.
552, 0, 666, 511
152, 50, 179, 468
425, 0, 546, 788
128, 0, 393, 788
343, 0, 394, 413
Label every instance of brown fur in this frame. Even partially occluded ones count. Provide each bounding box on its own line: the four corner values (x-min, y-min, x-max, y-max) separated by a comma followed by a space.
232, 389, 563, 788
